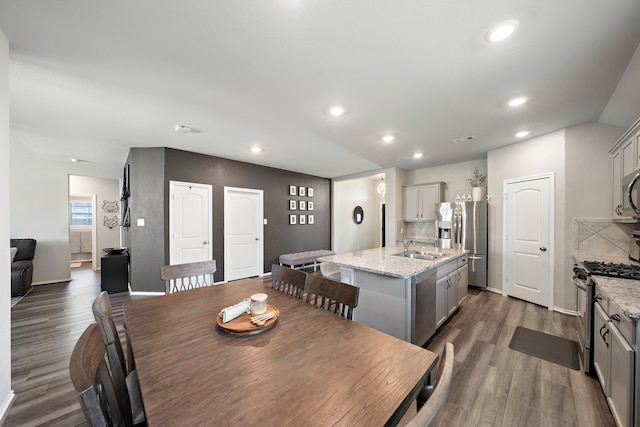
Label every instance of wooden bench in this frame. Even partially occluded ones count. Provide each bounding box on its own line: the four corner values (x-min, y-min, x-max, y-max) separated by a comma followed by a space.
279, 250, 335, 271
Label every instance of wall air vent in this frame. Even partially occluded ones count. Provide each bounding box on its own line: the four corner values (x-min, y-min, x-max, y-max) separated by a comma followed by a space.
451, 135, 476, 143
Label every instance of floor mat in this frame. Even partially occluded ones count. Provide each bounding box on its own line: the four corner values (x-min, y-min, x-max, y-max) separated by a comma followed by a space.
508, 326, 580, 370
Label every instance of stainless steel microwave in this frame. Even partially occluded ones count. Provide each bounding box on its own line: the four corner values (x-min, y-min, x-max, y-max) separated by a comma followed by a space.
623, 170, 640, 217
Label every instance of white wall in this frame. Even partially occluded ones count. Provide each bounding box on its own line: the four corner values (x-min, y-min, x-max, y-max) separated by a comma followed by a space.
69, 175, 121, 268
563, 122, 625, 308
0, 26, 14, 424
10, 142, 121, 284
406, 159, 488, 202
333, 177, 383, 254
487, 130, 567, 307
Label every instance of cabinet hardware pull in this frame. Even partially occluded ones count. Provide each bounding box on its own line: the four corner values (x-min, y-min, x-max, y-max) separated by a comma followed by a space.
600, 324, 607, 337
602, 329, 610, 348
610, 314, 621, 322
595, 294, 602, 301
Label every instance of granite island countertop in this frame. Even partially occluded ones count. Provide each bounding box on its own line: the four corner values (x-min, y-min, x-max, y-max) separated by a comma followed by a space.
318, 245, 467, 279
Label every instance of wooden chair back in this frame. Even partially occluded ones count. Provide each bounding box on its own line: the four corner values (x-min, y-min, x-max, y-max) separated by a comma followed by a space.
303, 274, 359, 320
406, 342, 455, 427
161, 259, 217, 294
271, 264, 307, 299
92, 292, 135, 425
69, 323, 126, 426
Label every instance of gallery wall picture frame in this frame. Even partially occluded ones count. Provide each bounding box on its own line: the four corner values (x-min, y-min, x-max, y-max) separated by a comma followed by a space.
289, 200, 297, 210
299, 186, 306, 197
308, 215, 314, 224
289, 214, 297, 225
289, 185, 297, 196
299, 214, 306, 225
299, 200, 306, 210
308, 188, 314, 197
308, 201, 314, 211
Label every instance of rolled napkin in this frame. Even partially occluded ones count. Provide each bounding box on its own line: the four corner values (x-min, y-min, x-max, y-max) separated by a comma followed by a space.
218, 298, 251, 323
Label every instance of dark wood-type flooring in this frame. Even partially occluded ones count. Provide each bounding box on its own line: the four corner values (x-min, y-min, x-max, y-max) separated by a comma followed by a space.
5, 264, 615, 426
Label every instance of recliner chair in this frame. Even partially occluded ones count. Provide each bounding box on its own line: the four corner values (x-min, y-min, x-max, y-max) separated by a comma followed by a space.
11, 238, 36, 297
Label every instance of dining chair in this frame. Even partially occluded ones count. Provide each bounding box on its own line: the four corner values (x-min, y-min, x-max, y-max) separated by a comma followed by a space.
405, 342, 455, 427
161, 259, 217, 294
303, 274, 359, 320
92, 292, 146, 425
271, 264, 307, 299
69, 323, 127, 426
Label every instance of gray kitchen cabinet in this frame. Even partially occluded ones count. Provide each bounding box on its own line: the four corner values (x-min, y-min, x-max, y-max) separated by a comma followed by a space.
435, 275, 449, 328
593, 289, 635, 427
593, 301, 611, 395
610, 116, 640, 218
456, 263, 468, 305
402, 182, 443, 222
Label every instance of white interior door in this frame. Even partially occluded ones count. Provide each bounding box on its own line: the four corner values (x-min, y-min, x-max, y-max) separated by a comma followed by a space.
504, 174, 553, 308
224, 187, 264, 281
169, 181, 212, 265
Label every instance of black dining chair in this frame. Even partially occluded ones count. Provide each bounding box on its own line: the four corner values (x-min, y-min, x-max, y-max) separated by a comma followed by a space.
161, 259, 217, 294
271, 264, 307, 299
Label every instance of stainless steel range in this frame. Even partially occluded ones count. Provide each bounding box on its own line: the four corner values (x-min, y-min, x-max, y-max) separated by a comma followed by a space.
572, 260, 640, 374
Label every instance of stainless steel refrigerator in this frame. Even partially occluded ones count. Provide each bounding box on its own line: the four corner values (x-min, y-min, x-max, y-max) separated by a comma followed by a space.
435, 201, 488, 288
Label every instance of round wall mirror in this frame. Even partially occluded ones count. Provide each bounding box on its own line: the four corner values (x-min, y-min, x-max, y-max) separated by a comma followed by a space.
353, 206, 364, 224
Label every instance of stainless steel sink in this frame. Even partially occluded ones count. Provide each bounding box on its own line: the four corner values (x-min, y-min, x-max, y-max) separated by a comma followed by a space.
392, 251, 436, 260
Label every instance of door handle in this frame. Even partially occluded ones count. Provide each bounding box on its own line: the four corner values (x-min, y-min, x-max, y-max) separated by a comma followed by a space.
540, 247, 547, 252
628, 173, 640, 214
203, 241, 208, 244
255, 237, 259, 241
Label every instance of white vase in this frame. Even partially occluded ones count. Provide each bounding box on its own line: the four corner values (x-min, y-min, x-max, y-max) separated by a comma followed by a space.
472, 187, 482, 201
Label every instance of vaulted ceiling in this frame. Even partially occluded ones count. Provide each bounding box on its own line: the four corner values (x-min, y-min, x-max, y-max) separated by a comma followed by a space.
2, 1, 640, 178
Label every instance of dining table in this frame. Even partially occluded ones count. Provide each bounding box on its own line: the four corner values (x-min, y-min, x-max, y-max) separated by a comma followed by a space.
123, 278, 439, 426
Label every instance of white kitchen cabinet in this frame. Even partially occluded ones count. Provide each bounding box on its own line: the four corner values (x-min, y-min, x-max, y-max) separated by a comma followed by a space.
612, 150, 622, 217
402, 182, 443, 222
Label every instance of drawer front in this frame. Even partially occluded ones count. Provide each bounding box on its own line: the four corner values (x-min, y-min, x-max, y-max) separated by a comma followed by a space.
594, 289, 610, 315
436, 259, 457, 279
608, 299, 636, 346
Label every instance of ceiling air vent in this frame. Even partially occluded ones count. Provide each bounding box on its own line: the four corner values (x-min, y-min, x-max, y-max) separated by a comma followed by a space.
451, 135, 476, 143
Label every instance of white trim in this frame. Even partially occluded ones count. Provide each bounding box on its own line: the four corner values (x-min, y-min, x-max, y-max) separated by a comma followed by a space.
554, 306, 578, 316
0, 391, 16, 425
502, 172, 555, 310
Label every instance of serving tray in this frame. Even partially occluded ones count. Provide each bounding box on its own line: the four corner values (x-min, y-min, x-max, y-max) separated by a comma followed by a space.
216, 305, 280, 336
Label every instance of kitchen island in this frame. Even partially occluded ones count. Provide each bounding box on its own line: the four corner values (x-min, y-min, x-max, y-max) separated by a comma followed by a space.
318, 245, 467, 346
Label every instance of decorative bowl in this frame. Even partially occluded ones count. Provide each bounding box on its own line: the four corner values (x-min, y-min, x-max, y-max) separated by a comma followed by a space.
102, 247, 127, 255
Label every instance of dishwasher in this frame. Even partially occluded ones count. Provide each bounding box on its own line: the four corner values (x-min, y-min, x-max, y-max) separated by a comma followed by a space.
411, 268, 437, 347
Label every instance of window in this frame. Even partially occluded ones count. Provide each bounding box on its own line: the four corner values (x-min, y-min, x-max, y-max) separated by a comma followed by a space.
70, 202, 92, 226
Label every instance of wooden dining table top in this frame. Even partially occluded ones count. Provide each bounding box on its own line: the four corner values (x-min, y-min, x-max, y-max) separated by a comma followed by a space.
123, 278, 438, 426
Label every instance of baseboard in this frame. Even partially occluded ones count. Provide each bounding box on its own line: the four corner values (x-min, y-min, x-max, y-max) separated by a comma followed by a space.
485, 286, 502, 294
32, 278, 72, 286
554, 306, 578, 316
0, 390, 16, 425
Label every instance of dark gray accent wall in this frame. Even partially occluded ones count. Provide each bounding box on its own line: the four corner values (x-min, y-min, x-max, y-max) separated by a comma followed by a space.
125, 147, 331, 292
127, 148, 167, 292
164, 148, 331, 282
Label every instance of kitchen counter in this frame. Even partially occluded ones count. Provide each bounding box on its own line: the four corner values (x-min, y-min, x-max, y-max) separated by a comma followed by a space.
318, 245, 467, 279
592, 276, 640, 319
573, 252, 640, 319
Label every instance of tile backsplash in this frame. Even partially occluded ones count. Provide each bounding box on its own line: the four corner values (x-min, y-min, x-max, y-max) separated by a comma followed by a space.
573, 218, 639, 261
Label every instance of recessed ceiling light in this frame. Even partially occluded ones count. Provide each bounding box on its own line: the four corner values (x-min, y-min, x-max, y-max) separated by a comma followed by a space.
515, 131, 530, 138
329, 105, 346, 117
382, 135, 395, 144
413, 152, 423, 159
485, 20, 519, 43
508, 96, 528, 107
71, 158, 78, 162
251, 146, 262, 154
174, 124, 192, 133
